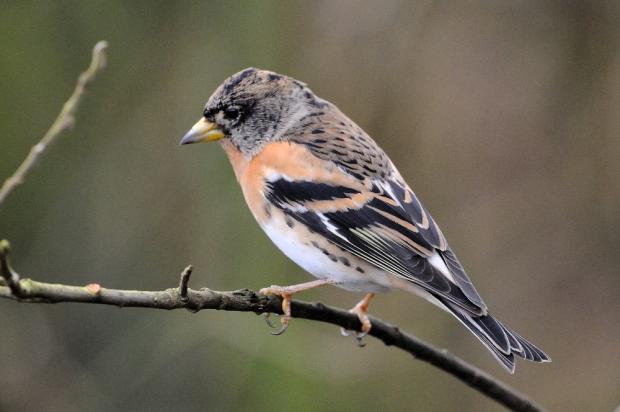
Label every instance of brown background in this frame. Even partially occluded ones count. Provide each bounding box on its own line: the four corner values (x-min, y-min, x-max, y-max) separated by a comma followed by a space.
1, 1, 619, 411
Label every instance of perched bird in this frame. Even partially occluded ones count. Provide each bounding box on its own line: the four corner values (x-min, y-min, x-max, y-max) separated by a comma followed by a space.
180, 68, 550, 372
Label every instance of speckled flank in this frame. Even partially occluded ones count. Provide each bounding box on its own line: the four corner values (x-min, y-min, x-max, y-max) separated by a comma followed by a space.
285, 215, 295, 228
260, 208, 393, 293
309, 240, 345, 264
264, 203, 272, 219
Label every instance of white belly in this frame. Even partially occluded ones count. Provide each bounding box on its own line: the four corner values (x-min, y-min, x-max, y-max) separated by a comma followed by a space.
259, 209, 395, 293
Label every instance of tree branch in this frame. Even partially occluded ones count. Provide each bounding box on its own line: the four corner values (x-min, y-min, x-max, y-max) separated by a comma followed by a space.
0, 41, 108, 207
0, 241, 546, 412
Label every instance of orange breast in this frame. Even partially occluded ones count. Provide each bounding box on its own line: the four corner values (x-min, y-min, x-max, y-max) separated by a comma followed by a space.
220, 139, 367, 223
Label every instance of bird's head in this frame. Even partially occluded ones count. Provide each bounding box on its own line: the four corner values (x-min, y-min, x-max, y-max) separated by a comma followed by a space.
180, 67, 325, 156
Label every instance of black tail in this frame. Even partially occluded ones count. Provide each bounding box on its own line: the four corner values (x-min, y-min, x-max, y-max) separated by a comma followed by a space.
439, 298, 551, 373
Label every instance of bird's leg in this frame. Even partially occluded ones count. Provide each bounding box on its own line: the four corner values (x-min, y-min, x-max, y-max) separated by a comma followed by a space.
260, 278, 336, 335
351, 292, 375, 334
340, 293, 375, 346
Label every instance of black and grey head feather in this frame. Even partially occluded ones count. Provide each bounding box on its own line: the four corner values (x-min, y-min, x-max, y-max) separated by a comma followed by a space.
203, 67, 325, 156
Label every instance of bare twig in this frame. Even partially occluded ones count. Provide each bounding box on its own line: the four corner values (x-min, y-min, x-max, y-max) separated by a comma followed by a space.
178, 265, 193, 303
0, 41, 108, 207
0, 241, 546, 412
0, 240, 22, 296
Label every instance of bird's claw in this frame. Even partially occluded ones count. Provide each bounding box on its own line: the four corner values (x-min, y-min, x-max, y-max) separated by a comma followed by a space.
260, 286, 292, 336
259, 279, 339, 336
340, 293, 374, 346
340, 327, 367, 346
263, 312, 276, 329
270, 320, 289, 335
355, 332, 367, 347
263, 312, 290, 335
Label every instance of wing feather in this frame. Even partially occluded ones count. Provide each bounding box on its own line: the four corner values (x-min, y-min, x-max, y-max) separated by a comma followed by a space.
264, 175, 487, 315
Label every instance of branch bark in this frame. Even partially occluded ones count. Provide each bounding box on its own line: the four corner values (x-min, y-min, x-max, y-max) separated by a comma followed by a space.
0, 241, 546, 412
0, 41, 108, 207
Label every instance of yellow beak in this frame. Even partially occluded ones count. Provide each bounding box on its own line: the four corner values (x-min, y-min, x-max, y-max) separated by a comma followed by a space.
180, 118, 225, 145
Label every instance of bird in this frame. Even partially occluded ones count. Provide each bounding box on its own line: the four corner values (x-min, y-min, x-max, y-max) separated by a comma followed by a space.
180, 67, 551, 373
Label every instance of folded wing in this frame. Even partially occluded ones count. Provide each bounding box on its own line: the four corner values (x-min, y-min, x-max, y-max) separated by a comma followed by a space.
264, 173, 487, 316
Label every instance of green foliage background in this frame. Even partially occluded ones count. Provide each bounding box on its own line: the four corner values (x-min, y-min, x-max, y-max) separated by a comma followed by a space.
1, 1, 619, 411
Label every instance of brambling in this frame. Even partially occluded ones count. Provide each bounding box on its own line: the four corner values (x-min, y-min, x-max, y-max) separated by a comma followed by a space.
180, 68, 550, 372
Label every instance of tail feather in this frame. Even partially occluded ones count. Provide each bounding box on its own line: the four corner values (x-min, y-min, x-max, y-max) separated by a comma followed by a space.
509, 328, 550, 363
439, 298, 551, 373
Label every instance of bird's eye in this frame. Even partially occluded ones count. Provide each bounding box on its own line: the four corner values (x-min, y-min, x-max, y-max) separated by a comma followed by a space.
223, 107, 240, 120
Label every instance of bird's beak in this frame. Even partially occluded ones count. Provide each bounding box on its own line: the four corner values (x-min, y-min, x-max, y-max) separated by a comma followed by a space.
180, 118, 225, 145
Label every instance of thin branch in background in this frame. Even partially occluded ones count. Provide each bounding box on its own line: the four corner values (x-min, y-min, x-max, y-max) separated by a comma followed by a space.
0, 242, 546, 412
0, 41, 109, 207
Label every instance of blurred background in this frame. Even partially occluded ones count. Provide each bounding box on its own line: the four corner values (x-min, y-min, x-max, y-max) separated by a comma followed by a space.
1, 1, 619, 411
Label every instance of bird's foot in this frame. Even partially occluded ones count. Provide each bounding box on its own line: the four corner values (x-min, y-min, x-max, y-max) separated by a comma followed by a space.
259, 278, 337, 335
340, 293, 375, 347
260, 285, 293, 335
